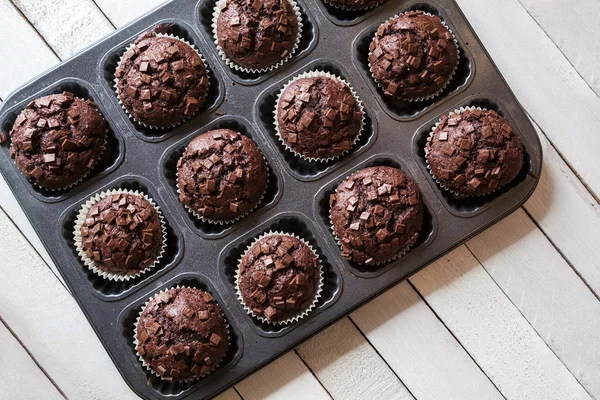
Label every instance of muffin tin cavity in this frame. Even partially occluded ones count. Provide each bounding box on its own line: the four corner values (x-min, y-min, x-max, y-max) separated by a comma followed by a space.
316, 0, 388, 26
413, 97, 534, 216
0, 79, 123, 202
316, 156, 436, 277
60, 177, 183, 299
256, 61, 377, 181
119, 273, 243, 397
197, 0, 317, 84
161, 116, 282, 238
354, 3, 473, 120
220, 213, 341, 336
101, 21, 223, 142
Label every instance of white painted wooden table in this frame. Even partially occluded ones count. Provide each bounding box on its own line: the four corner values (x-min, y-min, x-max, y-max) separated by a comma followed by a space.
1, 0, 599, 399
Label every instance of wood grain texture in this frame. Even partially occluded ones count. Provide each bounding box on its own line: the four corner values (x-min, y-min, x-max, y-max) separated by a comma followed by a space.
523, 123, 600, 297
0, 321, 64, 400
93, 0, 166, 27
235, 352, 331, 400
467, 209, 600, 397
351, 281, 504, 400
410, 246, 592, 400
518, 0, 600, 96
455, 0, 600, 199
296, 318, 414, 400
0, 0, 58, 98
11, 0, 113, 58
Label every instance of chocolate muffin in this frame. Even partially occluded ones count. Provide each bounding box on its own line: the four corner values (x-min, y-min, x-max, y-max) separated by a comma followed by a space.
368, 11, 458, 100
276, 74, 363, 160
177, 129, 268, 222
426, 108, 524, 196
237, 234, 321, 323
115, 29, 209, 127
216, 0, 300, 71
325, 0, 381, 10
78, 192, 163, 278
330, 166, 423, 266
136, 288, 228, 381
9, 92, 106, 190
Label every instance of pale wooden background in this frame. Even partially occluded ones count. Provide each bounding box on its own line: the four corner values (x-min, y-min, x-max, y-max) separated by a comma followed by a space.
1, 0, 599, 399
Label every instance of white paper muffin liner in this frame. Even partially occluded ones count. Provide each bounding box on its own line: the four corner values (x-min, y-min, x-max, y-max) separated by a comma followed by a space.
212, 0, 303, 74
425, 106, 503, 198
368, 11, 460, 102
133, 285, 230, 383
175, 139, 270, 225
235, 231, 324, 325
114, 33, 210, 130
73, 188, 167, 281
329, 172, 415, 266
322, 0, 384, 11
12, 97, 108, 191
273, 70, 366, 162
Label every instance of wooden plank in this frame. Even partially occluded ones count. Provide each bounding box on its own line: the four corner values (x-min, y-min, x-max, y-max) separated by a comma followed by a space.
351, 281, 504, 400
234, 351, 331, 400
455, 0, 600, 199
296, 317, 413, 400
11, 0, 114, 58
0, 0, 58, 98
0, 209, 139, 400
0, 320, 64, 400
215, 389, 243, 400
410, 246, 592, 400
518, 0, 600, 97
93, 0, 166, 27
524, 122, 600, 297
466, 209, 600, 397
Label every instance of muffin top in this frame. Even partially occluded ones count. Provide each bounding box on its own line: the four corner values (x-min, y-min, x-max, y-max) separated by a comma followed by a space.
368, 11, 458, 100
277, 75, 363, 160
238, 234, 320, 323
325, 0, 381, 10
216, 0, 299, 71
115, 29, 209, 127
9, 92, 107, 190
136, 288, 228, 381
331, 166, 423, 266
79, 192, 162, 276
177, 129, 268, 222
426, 108, 524, 196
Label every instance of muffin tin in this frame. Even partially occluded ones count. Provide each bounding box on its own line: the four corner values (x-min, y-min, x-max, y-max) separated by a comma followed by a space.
0, 0, 542, 399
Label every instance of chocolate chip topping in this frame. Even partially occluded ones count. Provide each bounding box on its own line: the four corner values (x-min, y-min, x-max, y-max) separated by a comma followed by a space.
238, 234, 320, 322
277, 76, 363, 159
136, 288, 228, 381
326, 0, 381, 10
177, 129, 268, 222
368, 11, 458, 100
426, 108, 524, 196
80, 193, 162, 276
115, 29, 209, 127
331, 166, 423, 266
9, 92, 107, 190
216, 0, 299, 70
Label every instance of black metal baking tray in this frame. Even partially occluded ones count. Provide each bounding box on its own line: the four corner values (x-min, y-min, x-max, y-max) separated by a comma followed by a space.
0, 0, 542, 398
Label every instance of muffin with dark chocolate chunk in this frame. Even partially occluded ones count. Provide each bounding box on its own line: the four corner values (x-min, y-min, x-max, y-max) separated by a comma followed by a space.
330, 166, 423, 266
325, 0, 382, 11
368, 11, 458, 100
135, 287, 228, 381
237, 233, 321, 323
115, 29, 209, 128
215, 0, 301, 71
276, 72, 364, 160
75, 190, 165, 280
9, 92, 107, 190
426, 107, 524, 196
177, 129, 268, 223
